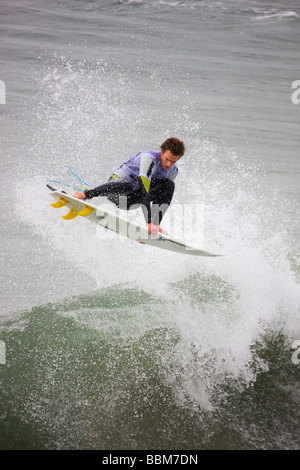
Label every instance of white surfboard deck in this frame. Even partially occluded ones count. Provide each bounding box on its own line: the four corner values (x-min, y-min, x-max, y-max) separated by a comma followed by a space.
48, 188, 220, 257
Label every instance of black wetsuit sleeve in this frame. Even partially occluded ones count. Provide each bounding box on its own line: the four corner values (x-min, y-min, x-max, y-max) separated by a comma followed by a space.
84, 179, 133, 200
84, 186, 101, 199
138, 176, 152, 224
139, 153, 155, 224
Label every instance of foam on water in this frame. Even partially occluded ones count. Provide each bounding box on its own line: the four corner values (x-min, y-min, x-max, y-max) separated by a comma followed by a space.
9, 56, 299, 413
1, 0, 300, 448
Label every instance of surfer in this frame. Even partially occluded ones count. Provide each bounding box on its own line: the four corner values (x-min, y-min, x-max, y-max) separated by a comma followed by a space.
73, 137, 185, 236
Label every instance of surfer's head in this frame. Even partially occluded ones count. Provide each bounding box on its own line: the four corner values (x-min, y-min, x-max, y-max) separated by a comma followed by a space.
160, 137, 185, 159
160, 137, 185, 170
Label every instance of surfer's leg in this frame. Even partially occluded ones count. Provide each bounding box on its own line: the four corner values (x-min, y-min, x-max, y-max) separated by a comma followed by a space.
104, 177, 143, 210
148, 178, 175, 224
84, 177, 134, 202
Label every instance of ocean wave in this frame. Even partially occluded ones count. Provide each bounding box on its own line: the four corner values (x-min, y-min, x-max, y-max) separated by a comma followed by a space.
251, 9, 300, 22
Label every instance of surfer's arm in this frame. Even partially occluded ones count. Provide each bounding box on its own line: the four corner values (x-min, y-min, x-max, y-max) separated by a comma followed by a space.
138, 153, 155, 225
138, 177, 168, 234
138, 176, 151, 223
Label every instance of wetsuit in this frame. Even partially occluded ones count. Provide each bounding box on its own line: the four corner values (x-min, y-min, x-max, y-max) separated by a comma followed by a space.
84, 151, 177, 225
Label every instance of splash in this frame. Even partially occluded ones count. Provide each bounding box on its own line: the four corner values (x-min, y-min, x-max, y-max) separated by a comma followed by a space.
11, 55, 300, 412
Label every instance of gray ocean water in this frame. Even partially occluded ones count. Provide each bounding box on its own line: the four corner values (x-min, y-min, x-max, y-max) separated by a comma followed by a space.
1, 0, 300, 450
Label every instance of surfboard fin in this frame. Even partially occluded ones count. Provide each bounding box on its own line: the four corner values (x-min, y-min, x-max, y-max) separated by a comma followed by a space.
51, 197, 69, 208
62, 209, 79, 220
77, 205, 95, 217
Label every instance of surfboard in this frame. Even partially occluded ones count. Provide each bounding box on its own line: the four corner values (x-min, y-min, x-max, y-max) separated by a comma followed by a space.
47, 186, 220, 257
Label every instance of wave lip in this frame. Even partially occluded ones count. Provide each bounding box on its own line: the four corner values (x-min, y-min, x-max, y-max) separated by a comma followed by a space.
251, 9, 300, 21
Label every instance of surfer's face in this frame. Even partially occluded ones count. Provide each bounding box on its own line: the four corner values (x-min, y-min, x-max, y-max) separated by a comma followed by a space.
160, 150, 180, 170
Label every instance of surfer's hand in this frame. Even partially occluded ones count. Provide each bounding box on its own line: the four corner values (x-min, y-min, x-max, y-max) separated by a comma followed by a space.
73, 190, 86, 200
147, 223, 169, 236
147, 223, 159, 236
159, 227, 169, 235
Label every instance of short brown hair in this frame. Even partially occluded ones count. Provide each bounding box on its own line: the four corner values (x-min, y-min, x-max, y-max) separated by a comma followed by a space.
160, 137, 185, 158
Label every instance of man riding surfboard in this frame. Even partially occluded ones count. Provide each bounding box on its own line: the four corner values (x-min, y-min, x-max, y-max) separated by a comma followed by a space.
73, 137, 185, 236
